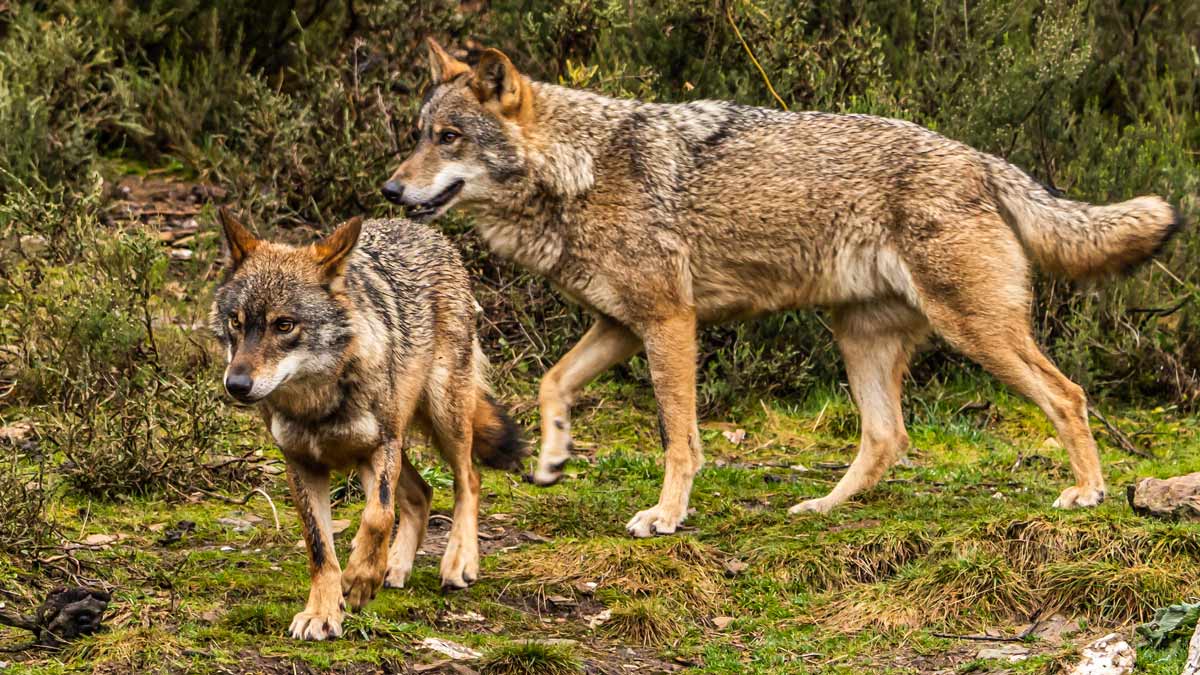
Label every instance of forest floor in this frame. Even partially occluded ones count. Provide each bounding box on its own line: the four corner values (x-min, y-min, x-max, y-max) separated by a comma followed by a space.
2, 377, 1198, 674
1, 177, 1197, 674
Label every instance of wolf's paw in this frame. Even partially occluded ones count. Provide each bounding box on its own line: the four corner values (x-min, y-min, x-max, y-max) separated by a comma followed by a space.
383, 562, 412, 589
625, 504, 685, 538
289, 609, 344, 641
788, 497, 838, 515
529, 443, 571, 487
341, 563, 385, 610
440, 537, 479, 591
1053, 485, 1106, 509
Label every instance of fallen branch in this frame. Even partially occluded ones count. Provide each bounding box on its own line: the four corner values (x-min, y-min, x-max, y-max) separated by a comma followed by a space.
1089, 405, 1154, 459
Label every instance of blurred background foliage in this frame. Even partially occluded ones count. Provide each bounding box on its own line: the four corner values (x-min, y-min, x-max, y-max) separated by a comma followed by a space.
0, 0, 1197, 506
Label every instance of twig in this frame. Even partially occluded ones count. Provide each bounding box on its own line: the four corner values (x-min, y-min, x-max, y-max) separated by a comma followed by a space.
1088, 405, 1154, 459
725, 3, 788, 110
195, 488, 282, 531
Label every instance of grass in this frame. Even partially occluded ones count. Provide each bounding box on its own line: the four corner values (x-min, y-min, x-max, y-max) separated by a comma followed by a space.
0, 377, 1197, 673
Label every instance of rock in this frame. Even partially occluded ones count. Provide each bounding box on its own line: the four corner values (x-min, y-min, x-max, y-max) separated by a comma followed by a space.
169, 248, 193, 261
1027, 613, 1080, 645
977, 644, 1028, 663
1068, 633, 1135, 675
421, 637, 481, 660
1127, 472, 1200, 521
82, 534, 121, 547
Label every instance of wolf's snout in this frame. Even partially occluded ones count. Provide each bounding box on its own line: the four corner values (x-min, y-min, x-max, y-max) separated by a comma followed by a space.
224, 372, 255, 401
381, 181, 405, 205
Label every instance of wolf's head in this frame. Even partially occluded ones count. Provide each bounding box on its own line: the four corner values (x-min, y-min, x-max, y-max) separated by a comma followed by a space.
210, 208, 362, 404
381, 39, 532, 221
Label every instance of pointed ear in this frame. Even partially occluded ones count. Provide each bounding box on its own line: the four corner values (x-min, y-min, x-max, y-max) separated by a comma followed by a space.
470, 48, 525, 117
312, 216, 363, 281
426, 37, 469, 83
217, 207, 259, 270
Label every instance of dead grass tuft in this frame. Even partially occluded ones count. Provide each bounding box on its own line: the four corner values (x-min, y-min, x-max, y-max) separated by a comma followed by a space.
494, 537, 723, 611
601, 596, 684, 646
1039, 559, 1192, 623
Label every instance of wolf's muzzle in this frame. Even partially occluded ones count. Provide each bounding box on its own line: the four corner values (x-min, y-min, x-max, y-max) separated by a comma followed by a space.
224, 372, 255, 402
381, 181, 405, 205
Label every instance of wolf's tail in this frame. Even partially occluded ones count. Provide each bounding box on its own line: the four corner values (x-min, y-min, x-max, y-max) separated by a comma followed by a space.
984, 155, 1182, 280
470, 342, 527, 472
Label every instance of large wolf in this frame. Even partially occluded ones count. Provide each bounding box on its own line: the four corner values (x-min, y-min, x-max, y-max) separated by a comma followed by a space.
212, 208, 524, 640
382, 40, 1180, 537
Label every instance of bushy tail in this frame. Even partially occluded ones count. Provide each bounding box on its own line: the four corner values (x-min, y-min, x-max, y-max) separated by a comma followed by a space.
470, 342, 527, 472
985, 156, 1182, 280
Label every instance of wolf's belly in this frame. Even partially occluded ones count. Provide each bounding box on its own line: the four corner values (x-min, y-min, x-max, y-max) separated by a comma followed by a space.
689, 243, 917, 322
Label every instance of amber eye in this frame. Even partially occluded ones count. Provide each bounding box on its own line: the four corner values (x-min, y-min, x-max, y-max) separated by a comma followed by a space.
227, 316, 241, 331
274, 319, 296, 334
438, 130, 460, 145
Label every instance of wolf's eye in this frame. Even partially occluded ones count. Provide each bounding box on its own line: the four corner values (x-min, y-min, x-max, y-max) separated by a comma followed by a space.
274, 319, 295, 334
227, 316, 241, 331
438, 130, 460, 145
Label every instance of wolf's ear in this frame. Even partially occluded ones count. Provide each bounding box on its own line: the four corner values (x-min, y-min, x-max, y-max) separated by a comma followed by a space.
312, 216, 363, 281
218, 207, 259, 270
426, 37, 469, 84
470, 48, 526, 118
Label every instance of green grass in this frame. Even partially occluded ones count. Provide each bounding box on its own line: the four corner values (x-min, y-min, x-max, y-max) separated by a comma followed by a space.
1, 379, 1198, 673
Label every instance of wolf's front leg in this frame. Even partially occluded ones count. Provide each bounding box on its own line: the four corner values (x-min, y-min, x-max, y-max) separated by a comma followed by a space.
285, 462, 343, 640
533, 317, 641, 485
626, 313, 703, 537
342, 442, 402, 610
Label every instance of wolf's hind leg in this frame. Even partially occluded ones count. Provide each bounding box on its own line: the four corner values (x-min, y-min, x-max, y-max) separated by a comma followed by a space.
791, 304, 925, 515
286, 463, 344, 641
427, 376, 483, 589
534, 317, 642, 485
384, 453, 432, 589
927, 301, 1106, 508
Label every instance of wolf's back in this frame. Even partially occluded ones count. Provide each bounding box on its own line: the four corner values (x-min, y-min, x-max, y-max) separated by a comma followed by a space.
984, 156, 1181, 280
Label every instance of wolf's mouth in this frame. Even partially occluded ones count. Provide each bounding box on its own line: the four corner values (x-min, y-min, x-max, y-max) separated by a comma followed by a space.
407, 180, 464, 222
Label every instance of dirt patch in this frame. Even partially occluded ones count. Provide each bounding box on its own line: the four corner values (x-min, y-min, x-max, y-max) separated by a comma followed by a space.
420, 512, 552, 559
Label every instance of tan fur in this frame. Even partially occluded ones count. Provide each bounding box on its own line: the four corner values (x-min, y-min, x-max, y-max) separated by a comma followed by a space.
383, 42, 1180, 535
212, 209, 524, 640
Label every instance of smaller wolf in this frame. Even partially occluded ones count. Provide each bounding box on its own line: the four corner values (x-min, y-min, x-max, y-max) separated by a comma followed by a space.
212, 208, 524, 641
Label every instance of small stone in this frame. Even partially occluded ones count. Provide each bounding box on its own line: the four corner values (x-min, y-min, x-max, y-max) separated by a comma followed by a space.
169, 248, 194, 261
712, 616, 735, 630
1067, 633, 1135, 675
219, 546, 235, 552
976, 644, 1029, 663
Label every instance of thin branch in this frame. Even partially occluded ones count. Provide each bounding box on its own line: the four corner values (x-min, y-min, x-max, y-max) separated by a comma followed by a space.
725, 3, 788, 110
1089, 405, 1154, 459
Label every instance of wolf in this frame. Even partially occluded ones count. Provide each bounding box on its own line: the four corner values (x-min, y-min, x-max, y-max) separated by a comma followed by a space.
211, 207, 524, 640
382, 39, 1180, 537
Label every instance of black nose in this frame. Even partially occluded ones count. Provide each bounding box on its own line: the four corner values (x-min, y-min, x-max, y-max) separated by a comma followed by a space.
381, 181, 405, 205
224, 372, 254, 400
